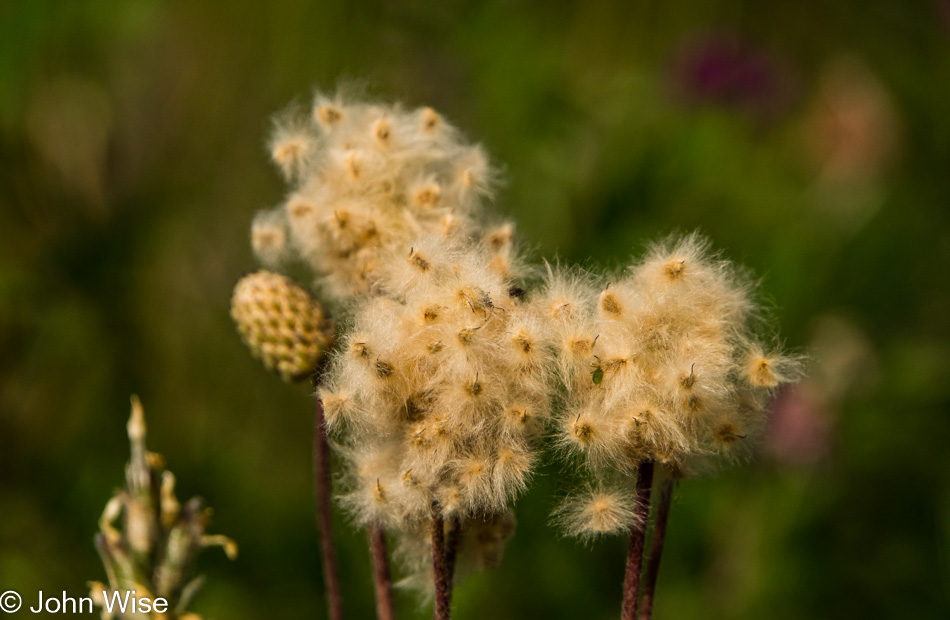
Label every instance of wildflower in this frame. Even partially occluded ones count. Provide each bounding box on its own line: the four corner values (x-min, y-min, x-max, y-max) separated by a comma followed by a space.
322, 234, 554, 600
542, 233, 800, 491
538, 234, 800, 620
253, 93, 509, 301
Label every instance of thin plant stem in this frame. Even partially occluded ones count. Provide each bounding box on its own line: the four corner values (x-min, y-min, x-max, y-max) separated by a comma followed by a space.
639, 478, 673, 620
444, 517, 462, 606
621, 460, 654, 620
314, 394, 344, 620
369, 523, 396, 620
431, 505, 451, 620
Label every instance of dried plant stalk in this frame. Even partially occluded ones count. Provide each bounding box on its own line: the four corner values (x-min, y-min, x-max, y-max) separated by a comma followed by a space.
314, 395, 344, 620
431, 506, 451, 620
444, 517, 462, 605
369, 523, 395, 620
621, 461, 654, 620
639, 478, 673, 620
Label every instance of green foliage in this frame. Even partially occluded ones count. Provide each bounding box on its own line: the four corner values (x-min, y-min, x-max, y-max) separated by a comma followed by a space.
1, 1, 949, 618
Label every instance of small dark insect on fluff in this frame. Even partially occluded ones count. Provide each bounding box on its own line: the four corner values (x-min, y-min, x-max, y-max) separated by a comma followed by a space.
508, 286, 525, 299
592, 366, 604, 385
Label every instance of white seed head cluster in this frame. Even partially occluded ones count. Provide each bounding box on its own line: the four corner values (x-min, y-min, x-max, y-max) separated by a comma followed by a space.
252, 93, 520, 301
319, 238, 552, 585
241, 93, 804, 577
537, 235, 801, 539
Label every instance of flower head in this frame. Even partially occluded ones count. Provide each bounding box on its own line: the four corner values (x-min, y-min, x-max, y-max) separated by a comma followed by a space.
254, 94, 510, 300
540, 234, 801, 537
320, 232, 554, 591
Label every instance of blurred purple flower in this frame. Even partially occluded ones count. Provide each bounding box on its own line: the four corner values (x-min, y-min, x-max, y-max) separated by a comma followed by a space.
670, 33, 795, 122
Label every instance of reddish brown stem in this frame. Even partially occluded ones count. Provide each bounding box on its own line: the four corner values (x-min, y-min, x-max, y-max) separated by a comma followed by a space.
444, 517, 461, 606
621, 460, 654, 620
431, 506, 451, 620
639, 478, 673, 620
369, 523, 395, 620
314, 395, 344, 620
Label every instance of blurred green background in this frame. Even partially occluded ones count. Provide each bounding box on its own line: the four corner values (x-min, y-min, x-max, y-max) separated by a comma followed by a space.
2, 1, 949, 618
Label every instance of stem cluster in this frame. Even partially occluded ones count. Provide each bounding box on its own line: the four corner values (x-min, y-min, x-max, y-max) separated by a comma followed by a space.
621, 462, 675, 620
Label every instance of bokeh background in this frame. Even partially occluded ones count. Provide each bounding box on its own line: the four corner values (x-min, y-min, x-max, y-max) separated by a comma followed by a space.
2, 1, 949, 618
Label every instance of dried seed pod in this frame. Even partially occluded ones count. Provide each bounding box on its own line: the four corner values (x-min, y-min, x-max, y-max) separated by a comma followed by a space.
91, 397, 236, 619
231, 271, 336, 382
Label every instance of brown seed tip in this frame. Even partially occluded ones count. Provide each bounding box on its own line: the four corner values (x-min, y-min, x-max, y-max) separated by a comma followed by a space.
413, 183, 441, 208
715, 422, 746, 445
747, 356, 778, 388
316, 104, 343, 128
271, 138, 307, 170
408, 248, 431, 271
344, 151, 362, 179
600, 290, 622, 315
288, 199, 316, 220
681, 363, 696, 389
572, 415, 595, 445
664, 258, 687, 280
373, 118, 392, 146
486, 224, 514, 250
420, 107, 441, 133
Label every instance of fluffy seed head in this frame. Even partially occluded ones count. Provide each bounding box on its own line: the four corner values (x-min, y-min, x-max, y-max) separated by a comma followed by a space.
253, 94, 514, 301
553, 488, 638, 541
743, 347, 802, 389
540, 235, 801, 539
323, 234, 554, 561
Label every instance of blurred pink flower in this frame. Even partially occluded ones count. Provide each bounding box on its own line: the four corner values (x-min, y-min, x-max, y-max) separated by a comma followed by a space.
766, 383, 832, 466
803, 57, 899, 187
765, 315, 877, 467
